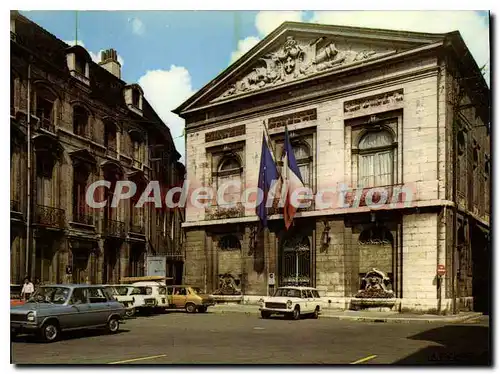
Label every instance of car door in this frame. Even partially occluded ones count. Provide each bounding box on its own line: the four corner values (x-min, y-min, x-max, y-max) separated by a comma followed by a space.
87, 287, 112, 326
305, 290, 315, 313
300, 290, 309, 312
66, 287, 91, 329
172, 287, 188, 308
166, 287, 174, 308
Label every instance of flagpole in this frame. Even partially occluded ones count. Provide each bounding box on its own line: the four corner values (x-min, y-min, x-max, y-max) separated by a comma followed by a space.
75, 10, 78, 45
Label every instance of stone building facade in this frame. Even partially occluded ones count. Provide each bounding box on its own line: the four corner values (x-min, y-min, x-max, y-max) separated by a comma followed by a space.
10, 12, 186, 287
175, 22, 490, 313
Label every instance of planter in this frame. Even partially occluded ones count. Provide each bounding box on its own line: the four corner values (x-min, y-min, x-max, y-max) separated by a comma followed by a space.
350, 298, 397, 312
212, 295, 243, 304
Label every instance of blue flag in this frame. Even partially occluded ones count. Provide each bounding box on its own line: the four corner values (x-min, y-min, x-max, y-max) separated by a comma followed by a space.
256, 133, 279, 227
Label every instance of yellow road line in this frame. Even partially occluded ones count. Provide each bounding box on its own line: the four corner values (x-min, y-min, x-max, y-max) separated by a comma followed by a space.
350, 355, 378, 364
108, 354, 167, 364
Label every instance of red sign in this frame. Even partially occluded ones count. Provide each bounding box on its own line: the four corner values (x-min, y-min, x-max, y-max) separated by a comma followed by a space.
437, 265, 446, 276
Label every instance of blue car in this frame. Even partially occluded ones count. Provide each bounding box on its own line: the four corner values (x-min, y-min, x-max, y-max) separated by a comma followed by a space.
11, 284, 126, 343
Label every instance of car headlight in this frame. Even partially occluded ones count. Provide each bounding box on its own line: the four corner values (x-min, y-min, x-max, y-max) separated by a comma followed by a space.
286, 300, 293, 309
27, 312, 35, 322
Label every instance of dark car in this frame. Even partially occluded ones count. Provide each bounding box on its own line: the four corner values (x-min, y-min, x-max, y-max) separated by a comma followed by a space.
11, 284, 126, 342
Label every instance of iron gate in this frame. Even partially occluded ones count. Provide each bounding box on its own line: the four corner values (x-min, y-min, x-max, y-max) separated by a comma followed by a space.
280, 236, 311, 287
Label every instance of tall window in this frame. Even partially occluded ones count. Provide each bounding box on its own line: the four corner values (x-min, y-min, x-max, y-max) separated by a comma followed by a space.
132, 89, 141, 107
10, 74, 15, 113
217, 157, 242, 206
457, 130, 467, 197
104, 121, 117, 156
284, 143, 311, 187
73, 164, 89, 223
73, 106, 89, 137
35, 86, 56, 130
358, 130, 394, 187
75, 56, 86, 76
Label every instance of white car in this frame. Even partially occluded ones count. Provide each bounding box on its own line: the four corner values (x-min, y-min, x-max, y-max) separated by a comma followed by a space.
131, 281, 169, 310
259, 286, 322, 320
103, 285, 136, 317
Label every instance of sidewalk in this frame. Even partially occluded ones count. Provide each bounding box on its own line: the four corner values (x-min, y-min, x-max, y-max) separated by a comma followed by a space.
210, 303, 483, 324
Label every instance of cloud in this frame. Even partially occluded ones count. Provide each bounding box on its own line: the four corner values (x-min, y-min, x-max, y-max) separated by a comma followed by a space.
229, 11, 306, 65
255, 11, 305, 36
310, 11, 490, 85
138, 66, 195, 163
129, 17, 145, 35
63, 40, 125, 67
230, 36, 260, 64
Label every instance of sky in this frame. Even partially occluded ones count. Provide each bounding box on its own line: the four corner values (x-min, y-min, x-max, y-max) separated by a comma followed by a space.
19, 10, 490, 163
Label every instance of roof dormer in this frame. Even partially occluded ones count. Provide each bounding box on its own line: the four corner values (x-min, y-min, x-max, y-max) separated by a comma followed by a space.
66, 44, 91, 86
124, 84, 144, 116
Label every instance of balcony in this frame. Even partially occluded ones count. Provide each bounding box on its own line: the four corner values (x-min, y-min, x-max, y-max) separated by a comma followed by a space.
10, 31, 16, 41
205, 203, 245, 220
130, 223, 145, 235
11, 200, 21, 213
132, 159, 142, 170
36, 117, 56, 133
103, 219, 126, 238
34, 204, 65, 228
105, 145, 118, 159
72, 211, 95, 226
266, 198, 315, 216
343, 184, 408, 208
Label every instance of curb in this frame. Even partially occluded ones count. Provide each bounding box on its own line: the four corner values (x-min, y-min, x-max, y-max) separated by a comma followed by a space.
211, 308, 483, 324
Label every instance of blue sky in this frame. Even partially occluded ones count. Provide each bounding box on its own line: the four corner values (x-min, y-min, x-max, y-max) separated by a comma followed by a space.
19, 10, 490, 161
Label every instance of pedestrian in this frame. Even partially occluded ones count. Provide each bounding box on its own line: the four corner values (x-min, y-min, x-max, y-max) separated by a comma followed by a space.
21, 277, 34, 301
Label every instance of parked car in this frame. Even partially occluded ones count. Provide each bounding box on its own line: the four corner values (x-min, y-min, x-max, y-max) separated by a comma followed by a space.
166, 285, 215, 313
11, 284, 126, 342
132, 281, 169, 311
103, 285, 136, 318
259, 286, 322, 320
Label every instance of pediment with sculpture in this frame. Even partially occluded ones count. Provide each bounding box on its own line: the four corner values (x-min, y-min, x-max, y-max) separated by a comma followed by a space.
217, 35, 396, 100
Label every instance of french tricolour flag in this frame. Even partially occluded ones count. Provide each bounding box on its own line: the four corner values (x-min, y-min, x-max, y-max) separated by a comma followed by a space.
283, 127, 304, 230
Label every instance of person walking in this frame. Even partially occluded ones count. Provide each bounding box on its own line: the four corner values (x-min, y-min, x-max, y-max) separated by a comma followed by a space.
21, 278, 34, 301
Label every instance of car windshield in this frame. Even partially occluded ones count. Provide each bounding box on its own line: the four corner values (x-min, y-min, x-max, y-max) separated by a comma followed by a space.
104, 287, 118, 295
131, 287, 152, 295
115, 286, 130, 296
274, 288, 302, 298
28, 286, 71, 304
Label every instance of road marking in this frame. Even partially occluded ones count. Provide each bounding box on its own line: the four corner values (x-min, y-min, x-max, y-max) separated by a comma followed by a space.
350, 355, 377, 364
108, 354, 167, 364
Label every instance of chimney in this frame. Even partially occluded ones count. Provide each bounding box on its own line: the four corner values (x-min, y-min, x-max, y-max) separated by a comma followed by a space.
99, 49, 121, 79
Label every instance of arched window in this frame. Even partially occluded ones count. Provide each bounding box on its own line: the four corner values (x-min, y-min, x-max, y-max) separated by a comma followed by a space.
132, 89, 141, 107
72, 163, 91, 223
73, 105, 89, 137
358, 130, 394, 187
217, 156, 242, 206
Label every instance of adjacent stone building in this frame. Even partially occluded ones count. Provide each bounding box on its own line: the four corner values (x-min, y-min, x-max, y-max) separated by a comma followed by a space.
175, 22, 490, 313
10, 11, 186, 287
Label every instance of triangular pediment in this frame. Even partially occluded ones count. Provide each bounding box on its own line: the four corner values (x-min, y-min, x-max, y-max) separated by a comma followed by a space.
175, 22, 447, 114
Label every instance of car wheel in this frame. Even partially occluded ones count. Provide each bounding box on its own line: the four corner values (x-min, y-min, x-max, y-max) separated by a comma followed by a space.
40, 321, 60, 343
185, 303, 196, 313
293, 307, 300, 320
198, 306, 207, 313
312, 306, 319, 319
261, 311, 271, 319
107, 317, 120, 334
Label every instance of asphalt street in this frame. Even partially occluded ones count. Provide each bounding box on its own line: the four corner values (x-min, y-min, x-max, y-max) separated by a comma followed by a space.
11, 311, 490, 365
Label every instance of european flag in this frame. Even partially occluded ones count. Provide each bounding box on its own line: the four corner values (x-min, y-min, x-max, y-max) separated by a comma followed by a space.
256, 133, 279, 227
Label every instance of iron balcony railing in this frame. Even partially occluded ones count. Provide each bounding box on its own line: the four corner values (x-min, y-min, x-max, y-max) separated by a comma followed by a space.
72, 211, 94, 226
10, 200, 21, 213
266, 198, 315, 215
105, 145, 118, 159
36, 116, 55, 133
205, 202, 245, 220
34, 204, 65, 228
103, 219, 126, 237
130, 223, 145, 235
